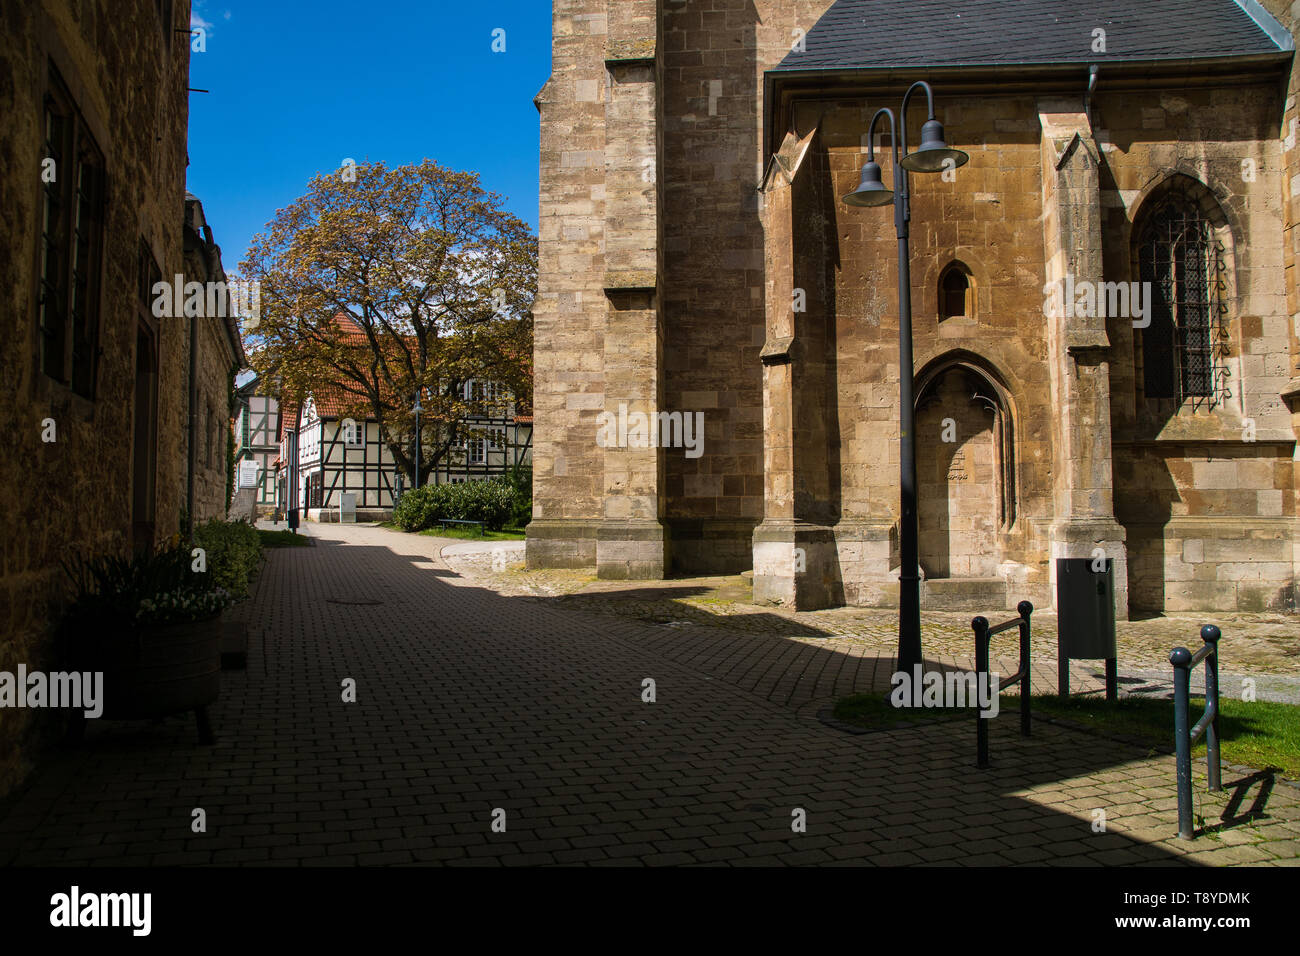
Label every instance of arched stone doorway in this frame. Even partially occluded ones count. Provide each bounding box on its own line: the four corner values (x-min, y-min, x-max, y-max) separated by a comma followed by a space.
914, 358, 1016, 582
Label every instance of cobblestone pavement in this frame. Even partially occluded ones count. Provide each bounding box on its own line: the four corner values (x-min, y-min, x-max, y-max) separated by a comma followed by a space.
442, 542, 1300, 705
1, 523, 1297, 867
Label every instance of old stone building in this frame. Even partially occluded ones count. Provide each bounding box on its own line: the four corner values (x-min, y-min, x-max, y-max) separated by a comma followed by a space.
528, 0, 1300, 618
0, 0, 242, 797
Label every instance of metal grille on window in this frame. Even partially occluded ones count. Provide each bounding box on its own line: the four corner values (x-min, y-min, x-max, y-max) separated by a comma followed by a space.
1137, 191, 1230, 409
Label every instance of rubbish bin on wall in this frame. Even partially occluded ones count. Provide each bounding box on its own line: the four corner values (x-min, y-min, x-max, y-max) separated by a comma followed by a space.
1056, 558, 1118, 699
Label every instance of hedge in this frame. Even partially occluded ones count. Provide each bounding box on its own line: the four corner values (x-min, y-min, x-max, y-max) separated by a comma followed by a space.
392, 478, 517, 532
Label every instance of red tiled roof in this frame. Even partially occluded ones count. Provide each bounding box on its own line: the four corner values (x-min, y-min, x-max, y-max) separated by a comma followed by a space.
305, 381, 374, 420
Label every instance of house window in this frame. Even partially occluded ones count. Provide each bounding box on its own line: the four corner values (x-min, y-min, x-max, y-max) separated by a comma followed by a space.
39, 64, 106, 399
469, 438, 487, 465
464, 380, 505, 403
939, 263, 972, 321
306, 472, 323, 509
1137, 195, 1226, 404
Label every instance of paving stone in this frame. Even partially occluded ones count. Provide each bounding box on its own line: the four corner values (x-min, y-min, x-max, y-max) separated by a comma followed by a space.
0, 523, 1295, 868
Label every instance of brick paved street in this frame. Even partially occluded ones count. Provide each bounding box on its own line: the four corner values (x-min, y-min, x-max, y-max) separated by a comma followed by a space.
444, 542, 1300, 704
1, 523, 1297, 867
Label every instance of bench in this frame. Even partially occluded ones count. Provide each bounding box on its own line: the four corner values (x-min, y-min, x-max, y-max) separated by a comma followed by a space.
438, 518, 484, 535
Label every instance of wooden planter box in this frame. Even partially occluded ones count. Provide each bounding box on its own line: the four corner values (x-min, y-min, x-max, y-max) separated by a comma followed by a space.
75, 614, 222, 744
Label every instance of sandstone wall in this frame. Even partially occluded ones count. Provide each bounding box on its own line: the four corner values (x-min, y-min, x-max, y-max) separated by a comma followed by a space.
0, 0, 205, 798
1097, 82, 1294, 612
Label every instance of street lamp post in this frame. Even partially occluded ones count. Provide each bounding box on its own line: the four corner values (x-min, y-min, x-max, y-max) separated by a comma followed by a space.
841, 81, 968, 677
413, 393, 423, 490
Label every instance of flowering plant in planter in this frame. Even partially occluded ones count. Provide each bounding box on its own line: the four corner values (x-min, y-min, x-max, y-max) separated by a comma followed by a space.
61, 542, 234, 633
58, 542, 232, 741
135, 585, 233, 626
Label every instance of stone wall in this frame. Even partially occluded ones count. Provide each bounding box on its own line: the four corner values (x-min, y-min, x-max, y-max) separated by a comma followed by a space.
0, 1, 241, 799
1097, 81, 1294, 612
183, 197, 245, 527
527, 0, 612, 570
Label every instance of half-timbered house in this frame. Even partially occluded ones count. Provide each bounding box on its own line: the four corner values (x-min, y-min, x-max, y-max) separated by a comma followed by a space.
431, 378, 534, 484
233, 377, 280, 516
278, 387, 399, 522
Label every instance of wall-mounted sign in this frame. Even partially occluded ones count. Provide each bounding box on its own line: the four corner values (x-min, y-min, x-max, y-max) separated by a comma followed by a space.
239, 460, 260, 489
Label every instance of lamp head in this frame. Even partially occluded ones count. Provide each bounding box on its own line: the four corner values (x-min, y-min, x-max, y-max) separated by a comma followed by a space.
842, 160, 894, 208
900, 118, 969, 174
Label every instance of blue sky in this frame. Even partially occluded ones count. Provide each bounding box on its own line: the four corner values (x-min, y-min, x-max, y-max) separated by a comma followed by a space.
186, 0, 552, 272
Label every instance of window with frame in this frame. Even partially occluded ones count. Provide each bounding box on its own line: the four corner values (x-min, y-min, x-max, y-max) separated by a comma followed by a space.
1136, 192, 1228, 406
464, 379, 505, 404
468, 438, 487, 465
939, 263, 972, 321
39, 64, 107, 399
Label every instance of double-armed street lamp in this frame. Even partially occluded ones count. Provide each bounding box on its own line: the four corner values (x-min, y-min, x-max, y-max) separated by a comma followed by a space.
840, 81, 968, 676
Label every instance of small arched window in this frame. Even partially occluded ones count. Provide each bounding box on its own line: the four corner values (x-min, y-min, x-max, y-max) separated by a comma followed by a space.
1135, 186, 1227, 405
939, 263, 973, 321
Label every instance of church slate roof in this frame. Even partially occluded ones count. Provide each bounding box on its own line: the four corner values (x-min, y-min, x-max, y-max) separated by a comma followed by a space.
773, 0, 1292, 73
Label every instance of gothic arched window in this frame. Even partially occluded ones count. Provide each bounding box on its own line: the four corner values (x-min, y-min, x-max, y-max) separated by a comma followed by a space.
1136, 192, 1226, 404
939, 262, 973, 321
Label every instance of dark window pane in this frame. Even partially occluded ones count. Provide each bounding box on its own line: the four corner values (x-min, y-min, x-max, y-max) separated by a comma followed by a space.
40, 99, 71, 381
1137, 194, 1218, 404
70, 143, 104, 398
941, 268, 968, 319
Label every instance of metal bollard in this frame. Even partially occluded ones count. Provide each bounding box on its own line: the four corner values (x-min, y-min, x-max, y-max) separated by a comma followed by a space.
973, 615, 990, 769
1170, 644, 1194, 840
1203, 624, 1221, 794
1170, 624, 1223, 840
1017, 600, 1032, 738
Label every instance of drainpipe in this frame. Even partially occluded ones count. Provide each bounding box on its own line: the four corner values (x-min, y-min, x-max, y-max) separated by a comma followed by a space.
1084, 64, 1100, 128
186, 274, 198, 539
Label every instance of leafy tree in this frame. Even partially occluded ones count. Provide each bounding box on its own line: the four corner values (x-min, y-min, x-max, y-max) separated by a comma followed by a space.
240, 159, 535, 485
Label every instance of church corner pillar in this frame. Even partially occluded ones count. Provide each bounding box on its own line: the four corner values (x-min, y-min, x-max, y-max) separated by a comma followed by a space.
1038, 98, 1129, 620
751, 130, 839, 609
596, 0, 669, 580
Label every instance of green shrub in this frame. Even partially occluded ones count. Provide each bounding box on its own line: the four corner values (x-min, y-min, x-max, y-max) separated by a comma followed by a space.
393, 482, 454, 531
450, 479, 515, 530
193, 518, 263, 598
393, 478, 517, 532
504, 466, 532, 528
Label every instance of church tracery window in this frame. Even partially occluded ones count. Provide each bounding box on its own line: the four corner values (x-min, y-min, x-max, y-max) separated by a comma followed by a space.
1135, 185, 1230, 408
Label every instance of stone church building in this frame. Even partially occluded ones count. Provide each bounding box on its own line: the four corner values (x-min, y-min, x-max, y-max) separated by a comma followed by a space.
529, 0, 1300, 618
